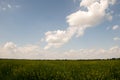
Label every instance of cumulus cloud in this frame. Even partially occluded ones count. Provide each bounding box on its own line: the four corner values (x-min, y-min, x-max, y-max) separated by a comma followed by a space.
0, 42, 45, 59
113, 37, 120, 41
0, 42, 120, 59
44, 27, 77, 49
112, 25, 120, 30
43, 0, 116, 49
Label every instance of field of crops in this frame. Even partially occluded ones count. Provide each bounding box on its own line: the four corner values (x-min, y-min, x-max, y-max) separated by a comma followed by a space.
0, 59, 120, 80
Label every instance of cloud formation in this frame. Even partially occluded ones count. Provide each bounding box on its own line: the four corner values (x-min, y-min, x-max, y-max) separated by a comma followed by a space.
0, 4, 12, 11
0, 42, 45, 59
7, 4, 12, 9
113, 37, 120, 41
0, 1, 20, 11
44, 27, 77, 49
43, 0, 116, 49
112, 25, 120, 30
0, 42, 120, 59
64, 46, 120, 59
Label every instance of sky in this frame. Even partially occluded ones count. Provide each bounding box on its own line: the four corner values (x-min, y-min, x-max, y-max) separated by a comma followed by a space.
0, 0, 120, 59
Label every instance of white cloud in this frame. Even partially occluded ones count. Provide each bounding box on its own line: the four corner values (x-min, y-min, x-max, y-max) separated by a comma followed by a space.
67, 0, 115, 27
0, 4, 12, 11
0, 1, 20, 11
0, 42, 120, 59
7, 4, 12, 9
2, 7, 6, 11
113, 37, 120, 41
43, 0, 116, 49
112, 25, 120, 30
3, 42, 16, 50
64, 46, 120, 59
0, 42, 45, 59
44, 27, 77, 49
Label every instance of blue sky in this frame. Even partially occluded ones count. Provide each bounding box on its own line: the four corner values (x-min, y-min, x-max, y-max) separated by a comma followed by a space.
0, 0, 75, 43
0, 0, 120, 59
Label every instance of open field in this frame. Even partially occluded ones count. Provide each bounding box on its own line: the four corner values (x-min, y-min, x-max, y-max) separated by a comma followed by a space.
0, 59, 120, 80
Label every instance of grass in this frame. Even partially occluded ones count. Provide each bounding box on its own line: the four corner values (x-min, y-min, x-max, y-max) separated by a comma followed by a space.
0, 59, 120, 80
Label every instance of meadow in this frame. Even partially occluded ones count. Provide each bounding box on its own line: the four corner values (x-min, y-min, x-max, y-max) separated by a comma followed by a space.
0, 59, 120, 80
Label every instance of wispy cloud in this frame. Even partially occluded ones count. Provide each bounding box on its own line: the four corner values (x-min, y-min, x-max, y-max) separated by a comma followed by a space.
112, 25, 120, 30
106, 25, 120, 30
7, 4, 12, 9
0, 42, 120, 59
43, 0, 116, 49
0, 4, 12, 11
113, 37, 120, 41
0, 1, 20, 11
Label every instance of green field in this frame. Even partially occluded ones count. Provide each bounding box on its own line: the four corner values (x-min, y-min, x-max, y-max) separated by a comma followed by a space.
0, 59, 120, 80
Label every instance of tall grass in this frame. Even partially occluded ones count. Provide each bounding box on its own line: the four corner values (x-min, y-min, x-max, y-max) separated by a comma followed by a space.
0, 59, 120, 80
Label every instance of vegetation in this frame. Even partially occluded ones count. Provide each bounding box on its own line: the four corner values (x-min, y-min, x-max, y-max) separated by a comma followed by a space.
0, 59, 120, 80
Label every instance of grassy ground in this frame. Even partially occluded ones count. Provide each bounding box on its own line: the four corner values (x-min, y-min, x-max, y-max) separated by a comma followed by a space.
0, 59, 120, 80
